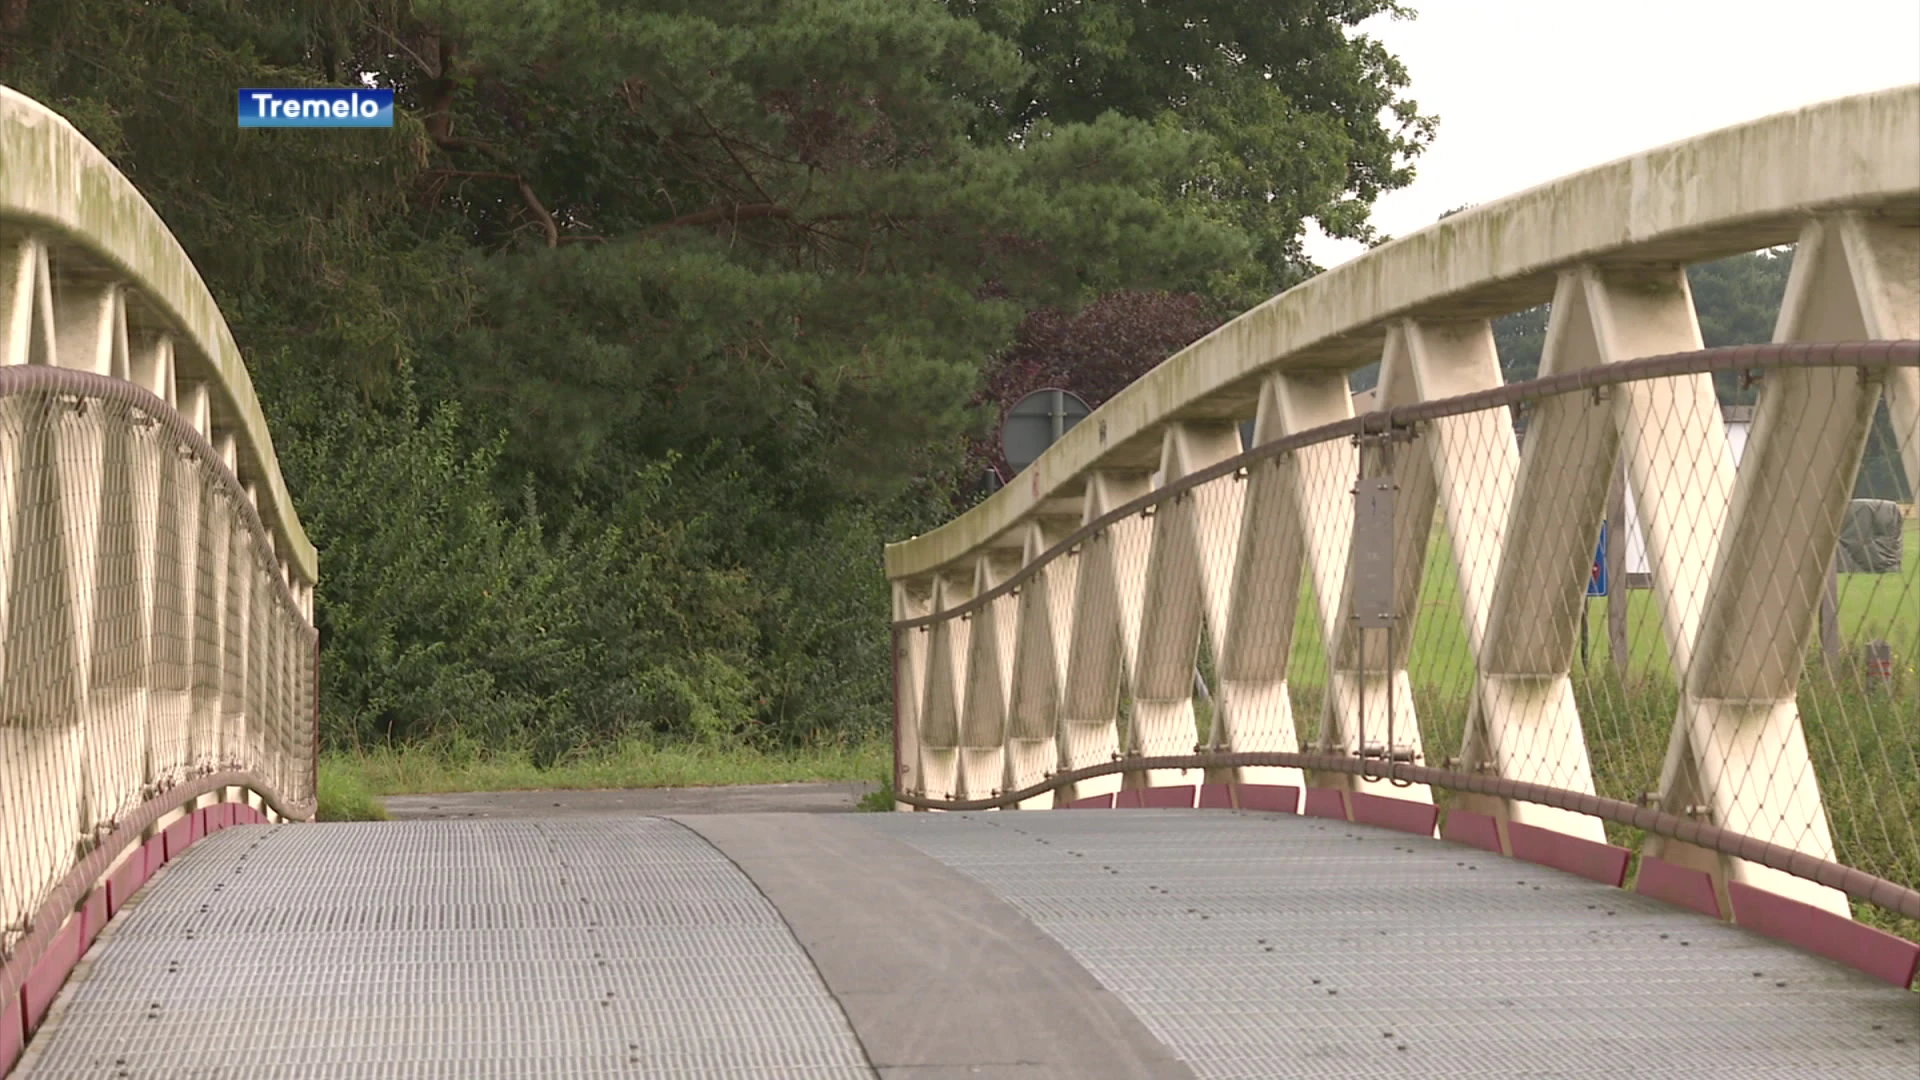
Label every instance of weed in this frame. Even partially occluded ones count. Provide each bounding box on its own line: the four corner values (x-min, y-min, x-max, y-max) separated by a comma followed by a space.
315, 765, 389, 821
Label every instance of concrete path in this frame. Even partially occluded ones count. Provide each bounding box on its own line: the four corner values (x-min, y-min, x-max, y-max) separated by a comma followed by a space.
16, 810, 1919, 1079
679, 813, 1192, 1080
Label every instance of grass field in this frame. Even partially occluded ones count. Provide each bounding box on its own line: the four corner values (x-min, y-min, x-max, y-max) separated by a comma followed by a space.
317, 738, 891, 820
1241, 515, 1919, 939
1273, 519, 1919, 703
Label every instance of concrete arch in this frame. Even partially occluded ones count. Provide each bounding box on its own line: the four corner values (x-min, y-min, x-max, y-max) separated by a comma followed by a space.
1, 87, 314, 583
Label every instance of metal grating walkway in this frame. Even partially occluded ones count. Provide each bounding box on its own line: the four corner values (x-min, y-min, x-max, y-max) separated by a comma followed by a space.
15, 808, 1920, 1078
862, 810, 1920, 1080
17, 819, 871, 1079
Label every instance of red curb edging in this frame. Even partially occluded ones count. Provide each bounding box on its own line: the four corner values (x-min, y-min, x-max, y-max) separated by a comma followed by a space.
79, 891, 107, 951
3, 794, 285, 1078
1440, 810, 1503, 854
1237, 785, 1300, 814
1635, 857, 1722, 919
1037, 782, 1920, 988
901, 747, 1920, 925
105, 847, 147, 918
21, 918, 82, 1033
143, 834, 168, 875
1349, 793, 1438, 837
1728, 883, 1920, 989
0, 994, 22, 1077
162, 816, 194, 861
1508, 822, 1630, 887
1303, 788, 1348, 820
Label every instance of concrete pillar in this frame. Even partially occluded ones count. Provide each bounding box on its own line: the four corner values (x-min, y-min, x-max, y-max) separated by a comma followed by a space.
1405, 313, 1608, 847
221, 518, 253, 771
262, 587, 288, 803
915, 571, 972, 802
0, 236, 77, 943
245, 538, 270, 775
1212, 380, 1312, 795
51, 277, 118, 843
1256, 369, 1433, 807
1255, 371, 1357, 790
1340, 330, 1437, 809
148, 419, 201, 783
54, 281, 126, 377
129, 331, 175, 405
1645, 215, 1914, 919
1006, 520, 1075, 807
957, 551, 1019, 800
1128, 422, 1243, 790
1, 236, 55, 367
1054, 471, 1150, 805
190, 469, 231, 770
86, 385, 159, 830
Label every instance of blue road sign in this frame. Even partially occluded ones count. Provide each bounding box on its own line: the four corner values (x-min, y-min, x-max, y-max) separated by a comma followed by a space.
1588, 521, 1609, 597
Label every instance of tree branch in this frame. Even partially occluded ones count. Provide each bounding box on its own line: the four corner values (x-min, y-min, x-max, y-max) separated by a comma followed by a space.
426, 169, 522, 181
371, 24, 436, 77
515, 176, 560, 248
432, 133, 512, 159
648, 202, 793, 234
423, 170, 558, 248
690, 99, 778, 207
419, 36, 457, 144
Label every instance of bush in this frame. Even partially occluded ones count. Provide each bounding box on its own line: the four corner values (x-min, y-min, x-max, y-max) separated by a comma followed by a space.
260, 360, 767, 758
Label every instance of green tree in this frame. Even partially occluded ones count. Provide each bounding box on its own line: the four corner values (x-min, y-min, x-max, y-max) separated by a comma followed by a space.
955, 0, 1435, 300
1, 0, 1435, 752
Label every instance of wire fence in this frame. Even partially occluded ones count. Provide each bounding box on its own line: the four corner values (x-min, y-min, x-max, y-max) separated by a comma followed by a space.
0, 366, 318, 969
892, 341, 1920, 938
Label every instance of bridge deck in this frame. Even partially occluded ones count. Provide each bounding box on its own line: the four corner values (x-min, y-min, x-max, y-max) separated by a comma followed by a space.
17, 810, 1917, 1079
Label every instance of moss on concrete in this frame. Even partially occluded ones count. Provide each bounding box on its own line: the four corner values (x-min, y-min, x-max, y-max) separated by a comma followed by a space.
1, 86, 316, 582
887, 86, 1920, 584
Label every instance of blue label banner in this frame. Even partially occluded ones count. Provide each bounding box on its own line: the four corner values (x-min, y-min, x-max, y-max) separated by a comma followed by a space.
239, 88, 393, 128
1588, 521, 1609, 598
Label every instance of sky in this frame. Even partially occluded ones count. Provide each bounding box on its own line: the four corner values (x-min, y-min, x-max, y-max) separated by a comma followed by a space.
1303, 0, 1920, 267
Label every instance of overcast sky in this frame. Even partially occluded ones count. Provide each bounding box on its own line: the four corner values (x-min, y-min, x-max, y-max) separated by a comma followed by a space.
1303, 0, 1920, 267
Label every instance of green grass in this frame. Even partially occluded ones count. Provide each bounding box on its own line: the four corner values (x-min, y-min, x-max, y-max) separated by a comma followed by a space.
315, 765, 390, 822
857, 780, 897, 811
1277, 518, 1920, 703
1262, 515, 1918, 713
1206, 513, 1919, 939
324, 737, 891, 797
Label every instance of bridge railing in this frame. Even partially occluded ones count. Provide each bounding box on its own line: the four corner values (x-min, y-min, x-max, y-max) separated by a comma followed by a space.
885, 86, 1920, 938
1, 86, 318, 1015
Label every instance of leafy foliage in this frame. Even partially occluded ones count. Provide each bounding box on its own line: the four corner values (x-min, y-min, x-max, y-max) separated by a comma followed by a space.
957, 0, 1436, 301
967, 291, 1228, 483
2, 0, 1429, 753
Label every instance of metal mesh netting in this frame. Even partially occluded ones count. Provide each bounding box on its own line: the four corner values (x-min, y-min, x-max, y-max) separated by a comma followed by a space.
893, 342, 1920, 938
0, 368, 318, 961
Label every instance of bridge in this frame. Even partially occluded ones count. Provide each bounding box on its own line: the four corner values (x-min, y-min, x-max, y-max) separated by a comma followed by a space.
2, 81, 1917, 1077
